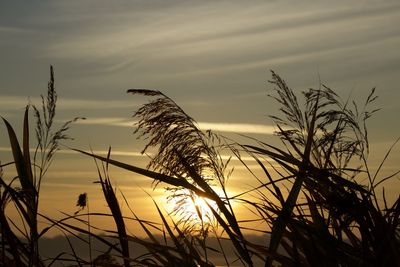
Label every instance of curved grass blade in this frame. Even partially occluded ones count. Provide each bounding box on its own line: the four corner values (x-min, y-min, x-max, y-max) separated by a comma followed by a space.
2, 117, 35, 198
72, 148, 210, 199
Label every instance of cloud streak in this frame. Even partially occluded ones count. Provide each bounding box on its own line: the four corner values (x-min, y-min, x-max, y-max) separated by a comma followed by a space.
198, 122, 275, 135
0, 96, 137, 111
76, 116, 276, 135
0, 146, 256, 163
35, 0, 400, 78
0, 147, 144, 158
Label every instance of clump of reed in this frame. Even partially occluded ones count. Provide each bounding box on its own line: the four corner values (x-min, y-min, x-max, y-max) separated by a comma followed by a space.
1, 67, 399, 267
239, 72, 400, 266
0, 66, 81, 266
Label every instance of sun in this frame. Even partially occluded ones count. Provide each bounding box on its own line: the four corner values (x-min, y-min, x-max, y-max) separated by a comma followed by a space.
167, 189, 217, 229
191, 194, 213, 220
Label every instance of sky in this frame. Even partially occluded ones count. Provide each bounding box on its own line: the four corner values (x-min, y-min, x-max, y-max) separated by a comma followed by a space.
1, 0, 400, 236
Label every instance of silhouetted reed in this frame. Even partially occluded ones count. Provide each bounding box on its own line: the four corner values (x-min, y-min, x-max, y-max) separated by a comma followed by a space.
0, 66, 81, 266
1, 67, 399, 267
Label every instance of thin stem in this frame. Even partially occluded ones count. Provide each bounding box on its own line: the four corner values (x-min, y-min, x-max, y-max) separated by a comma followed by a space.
87, 199, 92, 266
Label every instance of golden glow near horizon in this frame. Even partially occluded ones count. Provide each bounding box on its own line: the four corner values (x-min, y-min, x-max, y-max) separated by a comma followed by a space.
1, 0, 400, 237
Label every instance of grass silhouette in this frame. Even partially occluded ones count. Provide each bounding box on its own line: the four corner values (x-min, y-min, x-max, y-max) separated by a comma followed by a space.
0, 66, 399, 266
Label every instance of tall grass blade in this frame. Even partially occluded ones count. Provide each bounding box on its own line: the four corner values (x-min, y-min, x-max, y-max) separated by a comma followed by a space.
96, 150, 130, 267
265, 89, 321, 267
2, 117, 35, 199
23, 106, 34, 188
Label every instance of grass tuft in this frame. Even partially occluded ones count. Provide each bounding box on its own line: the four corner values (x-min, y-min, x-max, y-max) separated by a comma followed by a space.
1, 68, 399, 267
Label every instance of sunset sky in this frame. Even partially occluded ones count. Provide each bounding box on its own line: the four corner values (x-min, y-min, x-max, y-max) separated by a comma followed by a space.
1, 1, 400, 236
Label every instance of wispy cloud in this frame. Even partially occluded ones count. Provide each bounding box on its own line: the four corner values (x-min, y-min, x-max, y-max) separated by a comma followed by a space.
0, 96, 136, 111
0, 147, 144, 158
38, 1, 400, 78
0, 146, 259, 165
0, 26, 33, 34
76, 116, 275, 135
198, 122, 275, 135
75, 117, 134, 127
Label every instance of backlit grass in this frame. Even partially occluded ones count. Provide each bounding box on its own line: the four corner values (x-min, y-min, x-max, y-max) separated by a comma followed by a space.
1, 66, 399, 267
